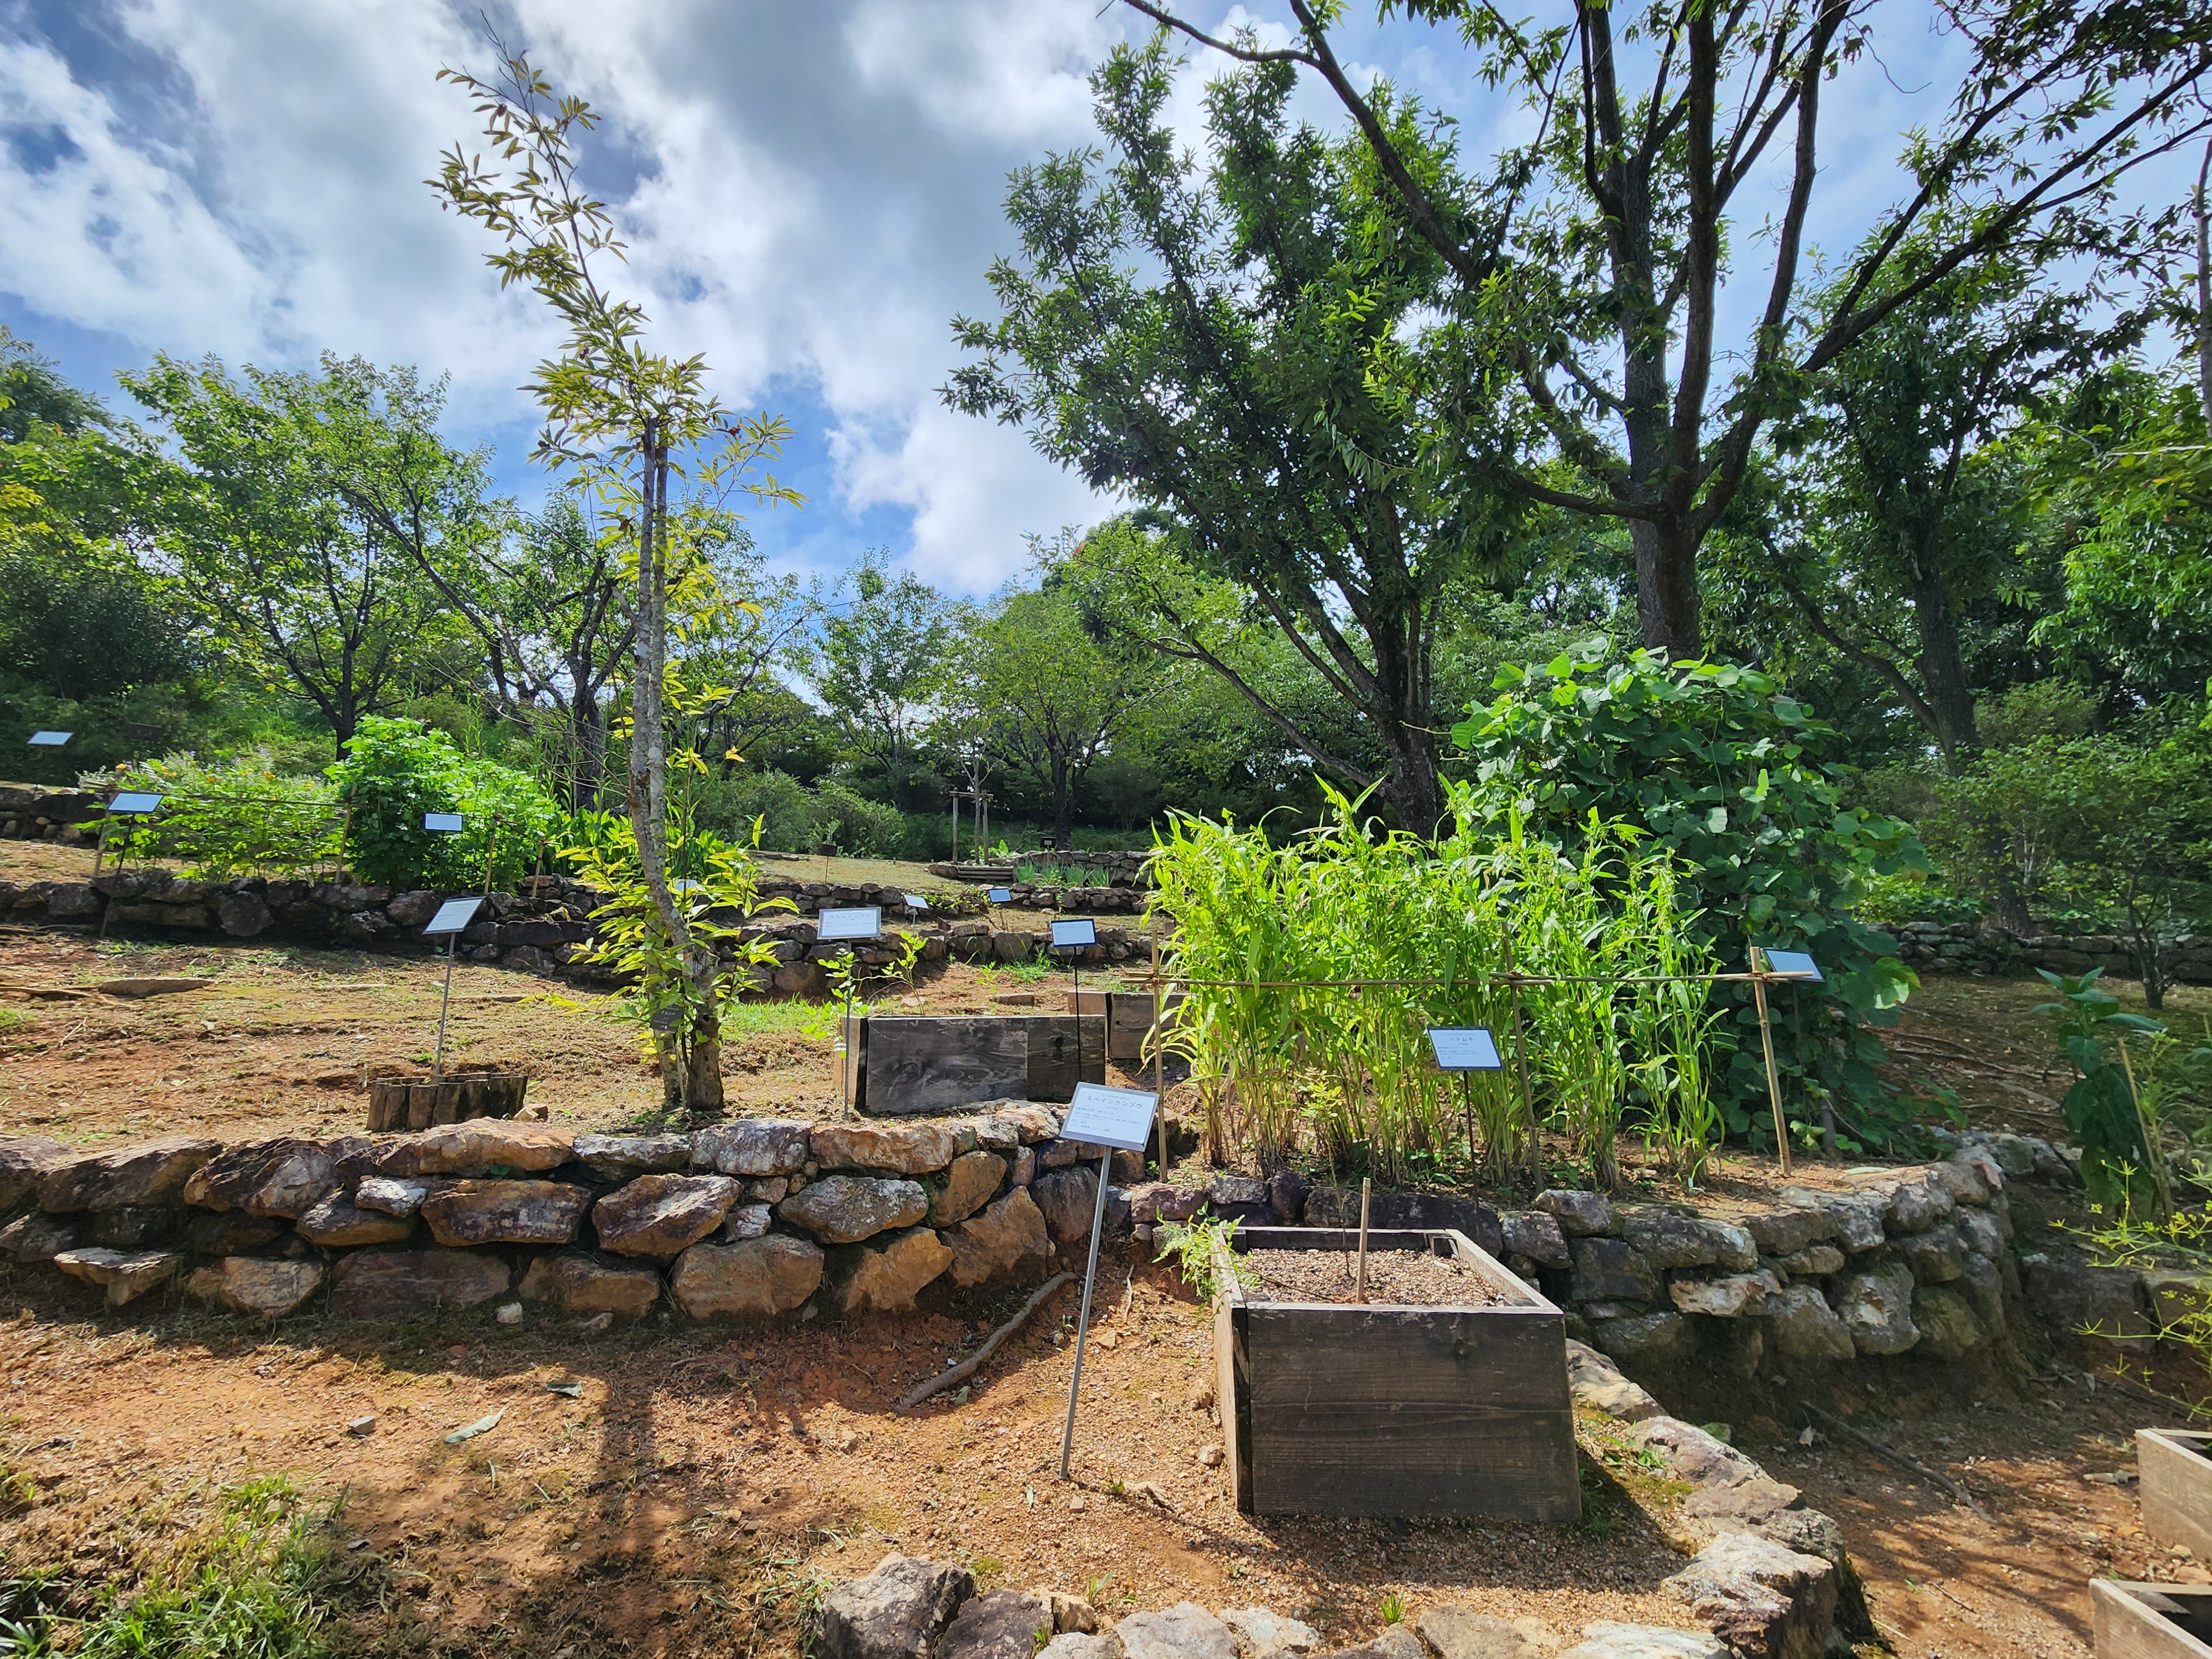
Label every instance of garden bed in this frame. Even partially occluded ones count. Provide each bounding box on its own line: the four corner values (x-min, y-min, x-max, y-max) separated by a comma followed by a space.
1213, 1224, 1577, 1521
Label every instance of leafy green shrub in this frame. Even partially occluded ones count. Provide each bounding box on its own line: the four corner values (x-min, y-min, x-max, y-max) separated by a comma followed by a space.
86, 750, 342, 877
810, 781, 904, 856
696, 770, 906, 857
1453, 645, 1925, 1153
328, 717, 564, 891
1853, 868, 1985, 930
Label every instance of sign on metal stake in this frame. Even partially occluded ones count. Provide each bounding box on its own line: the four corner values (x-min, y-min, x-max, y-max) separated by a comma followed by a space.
819, 907, 882, 1109
1056, 1081, 1159, 1480
422, 898, 484, 1083
1427, 1026, 1505, 1177
1050, 917, 1099, 1082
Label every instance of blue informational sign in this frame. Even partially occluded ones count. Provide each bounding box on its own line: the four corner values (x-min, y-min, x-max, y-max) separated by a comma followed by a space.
1050, 917, 1098, 949
107, 792, 164, 815
424, 812, 464, 833
1427, 1026, 1504, 1071
28, 731, 70, 747
818, 906, 882, 942
1060, 1082, 1160, 1152
1760, 949, 1823, 981
988, 888, 1013, 904
424, 897, 483, 936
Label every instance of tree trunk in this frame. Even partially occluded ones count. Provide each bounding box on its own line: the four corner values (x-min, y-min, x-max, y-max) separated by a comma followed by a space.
570, 681, 606, 810
1379, 727, 1444, 838
1910, 560, 1981, 767
1631, 518, 1704, 659
1051, 754, 1076, 852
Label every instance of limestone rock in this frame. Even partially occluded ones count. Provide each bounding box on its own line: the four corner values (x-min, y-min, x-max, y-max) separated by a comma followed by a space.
1500, 1209, 1571, 1269
1414, 1608, 1540, 1659
1896, 1221, 1965, 1284
1670, 1270, 1782, 1318
973, 1103, 1063, 1149
1765, 1286, 1856, 1371
1821, 1199, 1885, 1254
1128, 1183, 1205, 1224
813, 1121, 961, 1176
1621, 1209, 1756, 1271
212, 1257, 325, 1317
518, 1252, 662, 1318
693, 1118, 813, 1177
1679, 1478, 1802, 1530
1636, 1416, 1765, 1490
212, 890, 273, 937
354, 1176, 429, 1217
1958, 1250, 2008, 1335
1930, 1157, 1995, 1206
1955, 1208, 2005, 1260
1117, 1603, 1237, 1659
936, 1590, 1052, 1659
816, 1554, 974, 1659
1223, 1606, 1320, 1659
0, 1213, 82, 1262
419, 1179, 591, 1247
0, 1135, 69, 1209
1771, 1244, 1844, 1278
295, 1191, 414, 1248
1592, 1312, 1692, 1370
385, 889, 440, 927
1572, 1237, 1658, 1303
378, 1121, 575, 1177
1877, 1172, 1954, 1235
1557, 1625, 1728, 1659
1536, 1190, 1616, 1236
39, 1134, 221, 1212
593, 1173, 741, 1257
1743, 1209, 1834, 1258
1835, 1265, 1919, 1356
948, 1188, 1053, 1287
1041, 1638, 1123, 1659
827, 1227, 955, 1314
1041, 1591, 1102, 1635
1910, 1284, 1987, 1361
53, 1247, 179, 1306
2022, 1255, 2153, 1338
670, 1234, 825, 1319
931, 1151, 1008, 1227
1662, 1531, 1835, 1659
779, 1175, 930, 1244
1564, 1339, 1662, 1422
184, 1138, 335, 1217
1319, 1627, 1423, 1659
722, 1203, 773, 1241
571, 1133, 694, 1181
327, 1247, 511, 1319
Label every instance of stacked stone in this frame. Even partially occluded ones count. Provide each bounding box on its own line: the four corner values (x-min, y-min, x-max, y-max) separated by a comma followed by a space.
1890, 917, 2212, 985
0, 783, 102, 844
0, 1103, 1141, 1327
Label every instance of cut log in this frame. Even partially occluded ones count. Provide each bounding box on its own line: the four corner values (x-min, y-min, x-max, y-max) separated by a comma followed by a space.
366, 1070, 529, 1132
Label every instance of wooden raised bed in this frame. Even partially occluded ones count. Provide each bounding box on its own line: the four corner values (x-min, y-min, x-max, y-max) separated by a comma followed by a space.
2091, 1579, 2212, 1658
842, 1015, 1105, 1114
1063, 989, 1182, 1062
2141, 1430, 2212, 1558
365, 1069, 529, 1131
1211, 1224, 1578, 1520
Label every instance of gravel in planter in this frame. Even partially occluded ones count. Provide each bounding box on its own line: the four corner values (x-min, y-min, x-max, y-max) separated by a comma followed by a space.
1244, 1248, 1510, 1307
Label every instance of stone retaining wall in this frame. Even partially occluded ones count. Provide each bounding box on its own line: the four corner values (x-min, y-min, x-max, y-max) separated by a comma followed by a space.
1891, 918, 2212, 985
0, 867, 1153, 995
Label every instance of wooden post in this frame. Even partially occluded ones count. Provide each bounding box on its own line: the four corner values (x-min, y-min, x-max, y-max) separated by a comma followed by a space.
1151, 931, 1167, 1175
1355, 1177, 1372, 1303
1503, 927, 1538, 1180
1750, 948, 1792, 1176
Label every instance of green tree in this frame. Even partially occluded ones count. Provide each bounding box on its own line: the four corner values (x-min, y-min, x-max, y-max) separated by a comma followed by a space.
817, 549, 958, 770
1125, 0, 2212, 656
947, 44, 1524, 833
433, 44, 800, 1115
121, 353, 460, 750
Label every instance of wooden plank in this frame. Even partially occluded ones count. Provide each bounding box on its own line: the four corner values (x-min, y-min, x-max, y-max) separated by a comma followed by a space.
2091, 1580, 2212, 1659
859, 1018, 1029, 1115
2140, 1431, 2212, 1559
1065, 990, 1182, 1062
1024, 1014, 1104, 1100
1243, 1302, 1577, 1520
1214, 1247, 1250, 1511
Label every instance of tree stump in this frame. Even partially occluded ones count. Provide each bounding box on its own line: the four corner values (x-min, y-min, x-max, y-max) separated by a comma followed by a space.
366, 1070, 529, 1132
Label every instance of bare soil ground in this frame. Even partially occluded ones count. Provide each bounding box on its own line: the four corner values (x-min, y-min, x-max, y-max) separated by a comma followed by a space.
7, 829, 2212, 1656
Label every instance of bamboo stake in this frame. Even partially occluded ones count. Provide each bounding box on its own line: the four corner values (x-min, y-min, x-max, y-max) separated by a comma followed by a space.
1355, 1177, 1371, 1303
1750, 948, 1792, 1176
898, 1272, 1072, 1410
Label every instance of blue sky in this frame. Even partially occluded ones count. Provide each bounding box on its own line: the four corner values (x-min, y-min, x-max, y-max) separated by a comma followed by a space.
1, 1, 2190, 596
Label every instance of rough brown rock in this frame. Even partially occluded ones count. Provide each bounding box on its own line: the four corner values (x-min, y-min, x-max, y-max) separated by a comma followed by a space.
211, 1257, 325, 1317
0, 1135, 69, 1209
692, 1119, 812, 1177
1662, 1531, 1835, 1659
419, 1180, 592, 1247
184, 1138, 336, 1217
816, 1554, 974, 1659
377, 1121, 575, 1177
812, 1121, 960, 1176
670, 1234, 825, 1319
353, 1176, 429, 1217
778, 1175, 928, 1244
930, 1151, 1007, 1228
946, 1188, 1054, 1287
295, 1191, 415, 1248
38, 1135, 222, 1212
1412, 1608, 1535, 1659
592, 1173, 741, 1257
327, 1247, 512, 1319
826, 1227, 954, 1314
53, 1247, 180, 1306
572, 1133, 695, 1182
518, 1252, 662, 1319
936, 1590, 1053, 1659
0, 1213, 82, 1262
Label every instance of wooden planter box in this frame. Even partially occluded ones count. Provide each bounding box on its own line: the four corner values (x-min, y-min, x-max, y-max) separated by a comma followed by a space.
841, 1015, 1104, 1114
1211, 1224, 1578, 1520
2140, 1431, 2212, 1558
365, 1068, 528, 1131
2091, 1579, 2212, 1657
1063, 989, 1183, 1062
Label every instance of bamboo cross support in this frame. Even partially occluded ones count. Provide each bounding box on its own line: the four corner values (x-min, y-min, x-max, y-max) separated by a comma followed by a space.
1749, 948, 1792, 1176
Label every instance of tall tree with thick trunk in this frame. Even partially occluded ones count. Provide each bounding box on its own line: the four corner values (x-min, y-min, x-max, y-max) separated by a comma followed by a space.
1124, 0, 2212, 656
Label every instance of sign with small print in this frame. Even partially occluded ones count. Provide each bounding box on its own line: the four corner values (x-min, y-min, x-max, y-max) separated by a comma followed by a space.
423, 812, 463, 833
423, 897, 483, 936
1050, 918, 1097, 949
1427, 1027, 1504, 1071
1058, 1081, 1160, 1152
988, 888, 1013, 904
817, 906, 882, 942
902, 892, 931, 910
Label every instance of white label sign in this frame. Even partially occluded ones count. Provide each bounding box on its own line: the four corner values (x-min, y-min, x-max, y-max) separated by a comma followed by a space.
424, 811, 464, 833
817, 906, 881, 942
987, 887, 1013, 904
902, 891, 931, 910
424, 897, 483, 936
1050, 917, 1097, 948
1427, 1026, 1504, 1071
1059, 1082, 1159, 1152
1760, 948, 1823, 981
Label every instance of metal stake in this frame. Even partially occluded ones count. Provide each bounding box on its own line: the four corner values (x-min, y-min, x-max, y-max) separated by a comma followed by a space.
1058, 1146, 1115, 1480
1750, 948, 1792, 1176
841, 948, 857, 1111
432, 936, 458, 1083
